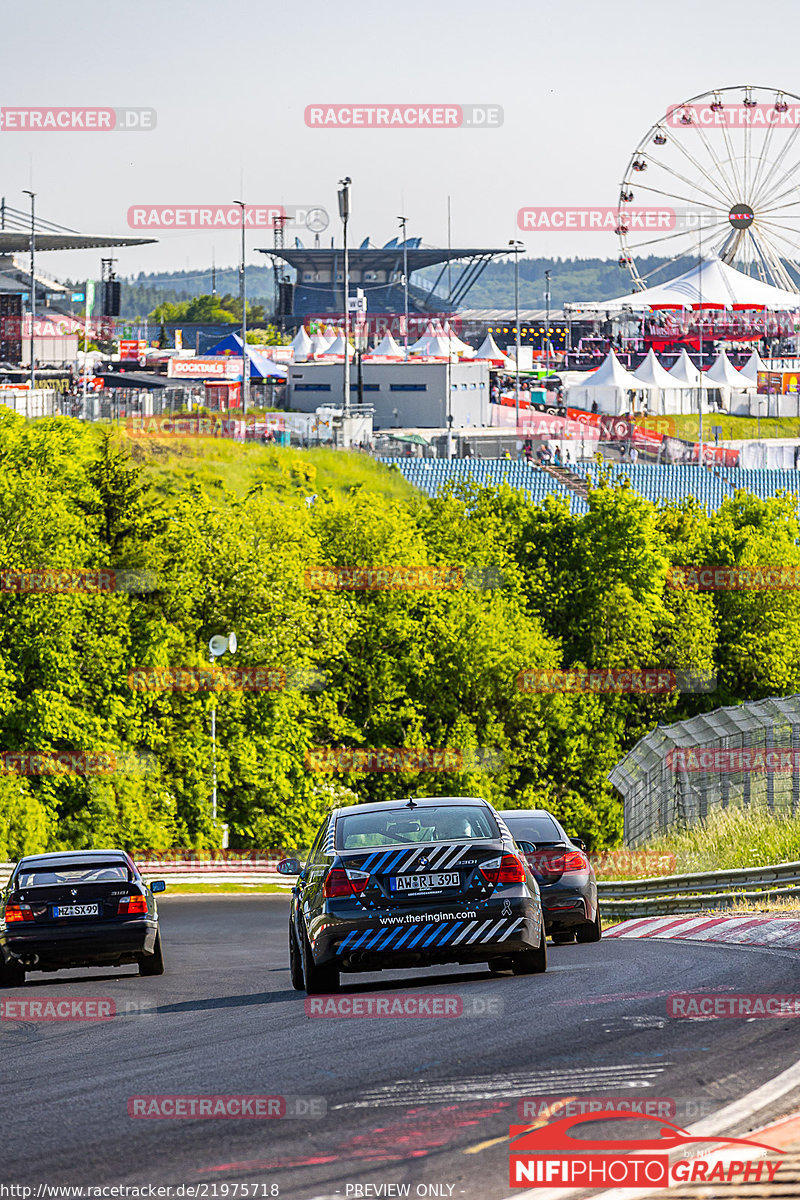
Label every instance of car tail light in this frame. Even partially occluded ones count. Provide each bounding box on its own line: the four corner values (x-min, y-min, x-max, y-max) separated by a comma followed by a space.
560, 851, 590, 873
323, 868, 369, 898
117, 895, 148, 915
479, 853, 527, 885
525, 849, 589, 878
4, 903, 33, 923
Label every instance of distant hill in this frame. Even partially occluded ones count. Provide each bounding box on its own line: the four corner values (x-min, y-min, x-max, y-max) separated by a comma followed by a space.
118, 255, 693, 319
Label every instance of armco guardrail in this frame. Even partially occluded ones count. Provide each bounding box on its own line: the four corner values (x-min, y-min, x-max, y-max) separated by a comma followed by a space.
597, 860, 800, 918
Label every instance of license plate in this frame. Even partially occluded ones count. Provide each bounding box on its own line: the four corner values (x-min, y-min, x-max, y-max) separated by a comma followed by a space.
391, 872, 460, 891
53, 904, 100, 918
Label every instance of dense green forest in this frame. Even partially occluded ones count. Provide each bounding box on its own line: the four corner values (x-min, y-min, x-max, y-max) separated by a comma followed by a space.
1, 414, 798, 861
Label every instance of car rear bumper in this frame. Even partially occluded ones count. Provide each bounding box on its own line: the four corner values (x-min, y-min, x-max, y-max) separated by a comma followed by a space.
2, 919, 157, 969
540, 880, 596, 931
308, 899, 543, 970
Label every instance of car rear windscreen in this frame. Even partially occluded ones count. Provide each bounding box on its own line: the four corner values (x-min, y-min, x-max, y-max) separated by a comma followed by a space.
14, 863, 131, 888
502, 815, 563, 843
337, 805, 499, 849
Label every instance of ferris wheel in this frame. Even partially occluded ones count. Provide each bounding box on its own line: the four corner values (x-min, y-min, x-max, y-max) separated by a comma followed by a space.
617, 84, 800, 293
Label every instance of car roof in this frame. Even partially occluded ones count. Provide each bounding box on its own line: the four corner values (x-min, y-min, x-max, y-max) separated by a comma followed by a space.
500, 810, 561, 820
331, 796, 491, 820
15, 849, 131, 867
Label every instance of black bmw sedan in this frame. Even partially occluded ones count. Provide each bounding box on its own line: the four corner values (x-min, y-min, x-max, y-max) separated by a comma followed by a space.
500, 809, 601, 944
0, 849, 165, 986
278, 795, 547, 994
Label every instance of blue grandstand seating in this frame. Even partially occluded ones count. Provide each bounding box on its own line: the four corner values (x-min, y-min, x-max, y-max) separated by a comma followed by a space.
381, 458, 800, 517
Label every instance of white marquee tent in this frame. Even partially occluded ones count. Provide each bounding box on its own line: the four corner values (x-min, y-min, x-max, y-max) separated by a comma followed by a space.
566, 350, 650, 414
290, 326, 312, 361
567, 256, 800, 314
368, 332, 404, 359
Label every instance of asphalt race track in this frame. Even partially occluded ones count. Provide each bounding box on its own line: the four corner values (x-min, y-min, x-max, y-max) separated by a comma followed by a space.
3, 896, 800, 1200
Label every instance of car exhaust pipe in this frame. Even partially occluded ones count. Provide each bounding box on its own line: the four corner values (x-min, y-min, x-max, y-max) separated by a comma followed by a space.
11, 952, 38, 967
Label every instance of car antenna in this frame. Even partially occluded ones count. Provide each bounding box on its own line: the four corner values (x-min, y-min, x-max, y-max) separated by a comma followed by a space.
405, 797, 417, 808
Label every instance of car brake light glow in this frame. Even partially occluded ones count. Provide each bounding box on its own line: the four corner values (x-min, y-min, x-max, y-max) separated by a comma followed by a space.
117, 895, 148, 915
4, 903, 34, 923
479, 853, 527, 885
525, 849, 589, 876
323, 868, 370, 898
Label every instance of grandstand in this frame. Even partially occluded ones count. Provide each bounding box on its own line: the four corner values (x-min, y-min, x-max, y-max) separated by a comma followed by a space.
381, 458, 800, 516
380, 458, 589, 515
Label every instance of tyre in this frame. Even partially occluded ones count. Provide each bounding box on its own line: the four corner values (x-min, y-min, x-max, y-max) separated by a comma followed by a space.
511, 926, 548, 975
300, 923, 339, 995
576, 909, 602, 943
552, 931, 576, 944
0, 957, 25, 988
138, 930, 165, 976
289, 918, 304, 991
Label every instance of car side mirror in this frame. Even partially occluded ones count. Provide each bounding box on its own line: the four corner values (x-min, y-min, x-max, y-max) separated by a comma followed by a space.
150, 880, 166, 893
277, 857, 302, 875
569, 837, 587, 852
515, 840, 537, 854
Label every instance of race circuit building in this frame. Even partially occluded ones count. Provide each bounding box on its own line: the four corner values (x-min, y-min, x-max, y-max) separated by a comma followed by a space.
257, 236, 507, 329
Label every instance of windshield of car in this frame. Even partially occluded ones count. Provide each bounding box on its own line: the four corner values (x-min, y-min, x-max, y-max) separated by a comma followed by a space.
336, 805, 499, 849
502, 815, 564, 844
13, 863, 131, 888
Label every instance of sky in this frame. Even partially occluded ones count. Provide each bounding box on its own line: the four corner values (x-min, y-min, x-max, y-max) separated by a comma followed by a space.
3, 0, 799, 286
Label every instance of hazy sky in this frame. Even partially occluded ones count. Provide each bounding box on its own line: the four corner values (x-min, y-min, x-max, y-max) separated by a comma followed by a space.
3, 0, 798, 284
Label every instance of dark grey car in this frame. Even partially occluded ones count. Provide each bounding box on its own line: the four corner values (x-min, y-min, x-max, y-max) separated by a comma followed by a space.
500, 809, 601, 944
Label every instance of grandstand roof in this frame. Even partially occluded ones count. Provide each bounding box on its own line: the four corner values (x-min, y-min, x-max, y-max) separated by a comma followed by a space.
0, 233, 156, 253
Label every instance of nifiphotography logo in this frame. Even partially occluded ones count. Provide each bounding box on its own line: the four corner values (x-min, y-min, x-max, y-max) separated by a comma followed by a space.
508, 1111, 783, 1188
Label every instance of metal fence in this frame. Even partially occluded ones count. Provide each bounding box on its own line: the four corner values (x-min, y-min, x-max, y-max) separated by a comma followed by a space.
609, 694, 800, 846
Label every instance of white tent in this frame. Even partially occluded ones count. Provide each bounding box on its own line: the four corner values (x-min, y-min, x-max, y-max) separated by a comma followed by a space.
668, 349, 706, 387
738, 348, 768, 383
321, 329, 355, 359
323, 324, 338, 340
308, 332, 332, 358
566, 350, 649, 415
443, 322, 476, 357
411, 333, 459, 359
290, 326, 312, 361
706, 350, 754, 388
568, 255, 800, 314
475, 332, 513, 366
407, 322, 435, 353
368, 332, 404, 359
632, 349, 689, 415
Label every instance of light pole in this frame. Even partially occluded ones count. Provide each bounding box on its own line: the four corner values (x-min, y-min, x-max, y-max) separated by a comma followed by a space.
208, 632, 237, 833
233, 200, 248, 413
544, 268, 552, 375
338, 177, 351, 421
398, 215, 409, 360
508, 240, 524, 438
23, 190, 35, 398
